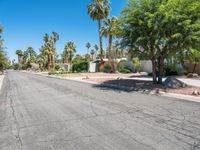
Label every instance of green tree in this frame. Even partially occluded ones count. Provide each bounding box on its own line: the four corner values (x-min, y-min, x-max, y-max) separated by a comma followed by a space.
22, 50, 28, 64
119, 0, 200, 84
94, 44, 99, 57
101, 16, 118, 72
40, 32, 59, 70
64, 42, 76, 65
51, 32, 59, 67
90, 49, 95, 61
88, 0, 110, 60
16, 50, 23, 65
86, 42, 91, 54
27, 47, 36, 63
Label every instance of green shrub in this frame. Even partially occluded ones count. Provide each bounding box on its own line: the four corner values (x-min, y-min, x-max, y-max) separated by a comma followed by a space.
102, 62, 112, 73
13, 63, 20, 70
119, 59, 127, 63
48, 71, 70, 75
132, 57, 141, 72
118, 66, 131, 73
55, 64, 60, 71
117, 61, 132, 74
72, 61, 89, 73
165, 64, 178, 76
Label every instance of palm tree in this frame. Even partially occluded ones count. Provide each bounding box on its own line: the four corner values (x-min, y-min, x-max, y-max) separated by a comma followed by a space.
62, 49, 69, 63
90, 49, 95, 61
27, 47, 36, 63
86, 42, 91, 54
0, 26, 3, 33
51, 32, 59, 67
88, 0, 110, 60
42, 33, 54, 70
23, 50, 28, 64
94, 44, 99, 59
36, 54, 46, 70
39, 46, 48, 69
16, 50, 23, 64
101, 17, 118, 56
64, 42, 76, 66
101, 17, 118, 72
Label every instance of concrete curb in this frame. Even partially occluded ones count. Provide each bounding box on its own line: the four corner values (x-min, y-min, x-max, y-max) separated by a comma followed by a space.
0, 75, 5, 92
98, 83, 200, 103
21, 71, 200, 103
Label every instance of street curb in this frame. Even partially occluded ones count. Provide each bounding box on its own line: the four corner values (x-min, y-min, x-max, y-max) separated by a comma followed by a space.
98, 83, 200, 103
21, 71, 200, 103
0, 75, 5, 92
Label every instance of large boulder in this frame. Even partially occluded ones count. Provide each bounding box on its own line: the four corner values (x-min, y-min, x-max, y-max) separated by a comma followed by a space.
164, 77, 187, 89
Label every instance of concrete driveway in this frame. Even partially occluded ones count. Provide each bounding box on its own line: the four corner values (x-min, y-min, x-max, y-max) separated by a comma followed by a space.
1, 71, 200, 150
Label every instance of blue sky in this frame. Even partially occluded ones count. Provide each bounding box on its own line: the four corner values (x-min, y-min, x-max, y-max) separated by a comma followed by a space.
0, 0, 127, 60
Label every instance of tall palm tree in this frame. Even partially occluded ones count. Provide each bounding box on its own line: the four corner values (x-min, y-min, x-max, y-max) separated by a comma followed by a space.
36, 54, 46, 70
16, 50, 23, 64
51, 32, 59, 67
88, 0, 110, 60
64, 42, 76, 65
42, 33, 54, 70
86, 42, 91, 54
101, 17, 118, 72
23, 50, 29, 64
0, 27, 4, 48
94, 44, 99, 58
101, 17, 118, 56
62, 49, 69, 63
90, 49, 95, 61
27, 47, 36, 63
0, 26, 3, 33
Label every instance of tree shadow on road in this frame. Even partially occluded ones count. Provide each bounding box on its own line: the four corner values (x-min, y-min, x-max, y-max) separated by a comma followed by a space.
92, 79, 165, 93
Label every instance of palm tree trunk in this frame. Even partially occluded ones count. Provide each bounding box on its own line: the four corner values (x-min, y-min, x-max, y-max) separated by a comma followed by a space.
47, 54, 51, 70
18, 55, 20, 65
98, 19, 103, 61
108, 35, 115, 73
52, 55, 55, 69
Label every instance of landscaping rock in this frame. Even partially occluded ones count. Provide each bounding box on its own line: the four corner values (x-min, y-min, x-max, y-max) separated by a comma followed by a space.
193, 73, 199, 78
192, 90, 200, 96
187, 73, 199, 78
164, 77, 187, 89
187, 73, 193, 78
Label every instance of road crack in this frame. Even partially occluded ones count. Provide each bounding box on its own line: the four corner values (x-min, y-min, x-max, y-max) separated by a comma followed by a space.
9, 96, 23, 150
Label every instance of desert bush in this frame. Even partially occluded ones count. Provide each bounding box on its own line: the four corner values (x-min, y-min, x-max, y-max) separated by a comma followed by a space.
101, 62, 112, 73
72, 61, 89, 73
132, 57, 141, 72
118, 65, 131, 73
55, 64, 60, 71
13, 63, 20, 70
117, 61, 133, 73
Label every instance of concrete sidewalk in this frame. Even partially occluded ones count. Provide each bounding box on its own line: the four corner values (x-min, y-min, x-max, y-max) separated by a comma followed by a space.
0, 75, 4, 91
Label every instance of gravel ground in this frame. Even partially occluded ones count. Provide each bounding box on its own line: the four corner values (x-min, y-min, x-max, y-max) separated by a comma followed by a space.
85, 78, 200, 96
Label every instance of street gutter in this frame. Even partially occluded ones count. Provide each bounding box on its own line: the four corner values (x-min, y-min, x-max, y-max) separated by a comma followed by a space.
21, 71, 200, 103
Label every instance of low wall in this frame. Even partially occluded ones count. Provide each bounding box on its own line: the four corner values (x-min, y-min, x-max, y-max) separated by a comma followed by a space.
184, 62, 200, 74
140, 60, 152, 73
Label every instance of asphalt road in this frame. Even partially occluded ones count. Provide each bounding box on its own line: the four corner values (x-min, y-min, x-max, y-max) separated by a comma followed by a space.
1, 71, 200, 150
